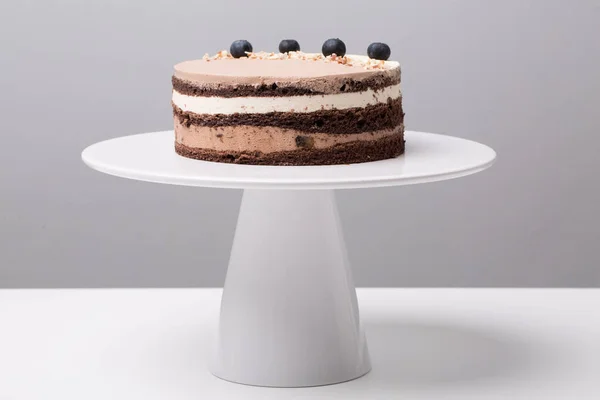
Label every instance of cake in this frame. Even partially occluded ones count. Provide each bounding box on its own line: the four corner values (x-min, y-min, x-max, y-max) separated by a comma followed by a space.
171, 39, 404, 165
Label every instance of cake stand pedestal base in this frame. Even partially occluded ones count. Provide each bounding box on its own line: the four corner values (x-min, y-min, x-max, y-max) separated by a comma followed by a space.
82, 130, 496, 388
210, 190, 371, 387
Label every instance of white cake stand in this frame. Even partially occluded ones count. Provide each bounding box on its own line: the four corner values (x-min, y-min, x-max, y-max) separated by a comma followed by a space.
82, 130, 496, 388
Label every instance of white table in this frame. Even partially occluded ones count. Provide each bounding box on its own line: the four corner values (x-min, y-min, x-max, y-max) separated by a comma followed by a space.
0, 289, 598, 399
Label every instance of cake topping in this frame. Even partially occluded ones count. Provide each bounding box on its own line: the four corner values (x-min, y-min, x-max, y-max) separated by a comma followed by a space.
367, 42, 391, 61
279, 39, 301, 53
230, 40, 253, 58
322, 38, 347, 57
209, 38, 393, 62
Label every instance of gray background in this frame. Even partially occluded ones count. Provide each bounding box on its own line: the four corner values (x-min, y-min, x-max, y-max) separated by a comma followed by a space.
1, 0, 599, 288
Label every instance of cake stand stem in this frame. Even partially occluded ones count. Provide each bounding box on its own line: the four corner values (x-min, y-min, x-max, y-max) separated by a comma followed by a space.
210, 189, 371, 387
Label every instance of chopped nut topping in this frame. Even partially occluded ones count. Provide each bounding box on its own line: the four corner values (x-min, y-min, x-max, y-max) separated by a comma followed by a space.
201, 50, 390, 69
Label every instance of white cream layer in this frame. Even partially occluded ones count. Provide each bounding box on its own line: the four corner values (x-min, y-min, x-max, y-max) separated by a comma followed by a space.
172, 84, 401, 115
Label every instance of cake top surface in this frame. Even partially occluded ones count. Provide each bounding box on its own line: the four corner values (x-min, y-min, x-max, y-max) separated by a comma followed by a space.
174, 52, 399, 84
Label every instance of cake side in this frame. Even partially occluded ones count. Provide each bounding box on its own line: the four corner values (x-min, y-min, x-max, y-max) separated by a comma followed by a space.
171, 50, 405, 165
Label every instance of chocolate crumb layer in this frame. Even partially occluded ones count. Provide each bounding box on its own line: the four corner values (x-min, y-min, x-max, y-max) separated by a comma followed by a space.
172, 74, 400, 97
173, 98, 404, 134
295, 135, 315, 149
174, 133, 405, 166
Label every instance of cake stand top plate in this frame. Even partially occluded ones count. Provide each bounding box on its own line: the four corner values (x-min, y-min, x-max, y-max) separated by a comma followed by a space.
81, 131, 496, 190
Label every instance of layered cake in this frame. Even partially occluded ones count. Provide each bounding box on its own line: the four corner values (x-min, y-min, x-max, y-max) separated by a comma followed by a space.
172, 39, 404, 165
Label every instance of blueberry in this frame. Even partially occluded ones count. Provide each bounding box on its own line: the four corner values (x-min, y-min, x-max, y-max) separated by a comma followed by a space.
322, 38, 346, 57
367, 42, 391, 60
279, 39, 300, 53
230, 40, 253, 58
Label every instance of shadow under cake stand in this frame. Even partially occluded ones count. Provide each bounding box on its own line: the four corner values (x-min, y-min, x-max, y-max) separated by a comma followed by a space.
81, 130, 496, 388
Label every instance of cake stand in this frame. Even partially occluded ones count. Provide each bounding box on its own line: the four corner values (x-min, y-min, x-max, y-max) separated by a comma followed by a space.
81, 130, 496, 388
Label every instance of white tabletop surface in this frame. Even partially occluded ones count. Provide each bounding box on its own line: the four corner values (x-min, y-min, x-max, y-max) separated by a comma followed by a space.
81, 131, 496, 189
0, 288, 598, 399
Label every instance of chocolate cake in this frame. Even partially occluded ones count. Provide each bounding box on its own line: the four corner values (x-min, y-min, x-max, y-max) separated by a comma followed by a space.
172, 40, 404, 165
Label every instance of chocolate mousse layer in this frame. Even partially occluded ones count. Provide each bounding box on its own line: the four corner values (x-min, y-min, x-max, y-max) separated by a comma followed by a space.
174, 118, 403, 153
175, 131, 405, 166
172, 98, 404, 134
